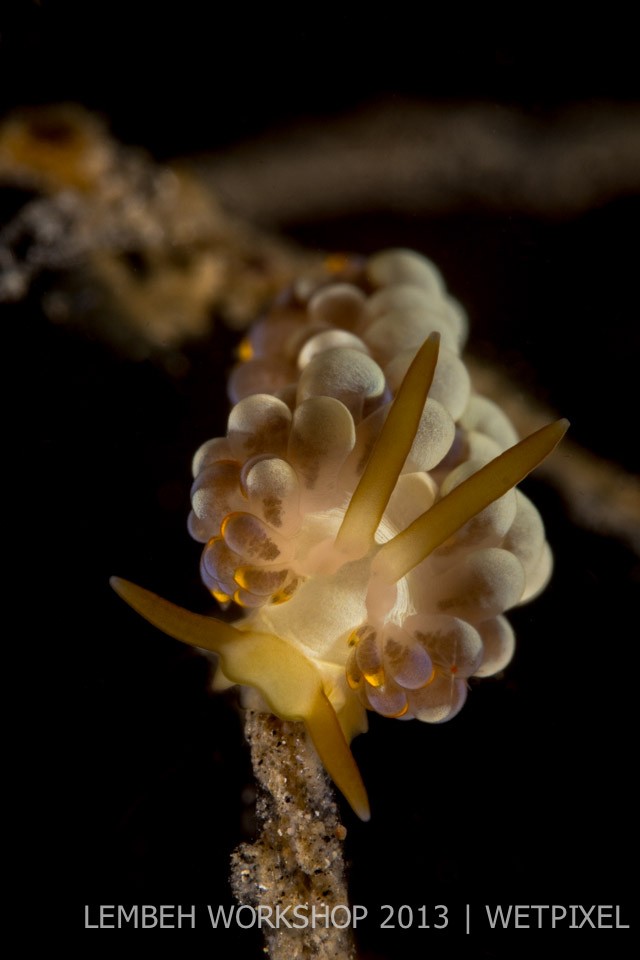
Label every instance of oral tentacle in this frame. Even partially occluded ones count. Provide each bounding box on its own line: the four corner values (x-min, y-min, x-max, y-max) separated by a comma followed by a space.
304, 690, 371, 822
110, 576, 242, 650
110, 577, 370, 819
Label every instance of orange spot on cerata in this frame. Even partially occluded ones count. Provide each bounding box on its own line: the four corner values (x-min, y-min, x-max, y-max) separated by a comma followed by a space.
237, 337, 253, 362
324, 253, 352, 275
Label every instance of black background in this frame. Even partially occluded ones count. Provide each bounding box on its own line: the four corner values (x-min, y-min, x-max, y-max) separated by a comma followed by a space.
4, 7, 637, 957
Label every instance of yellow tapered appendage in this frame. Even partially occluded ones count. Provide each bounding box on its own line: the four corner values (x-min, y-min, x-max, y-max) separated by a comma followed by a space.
110, 577, 370, 820
335, 333, 440, 558
305, 691, 370, 821
373, 419, 569, 583
110, 576, 241, 650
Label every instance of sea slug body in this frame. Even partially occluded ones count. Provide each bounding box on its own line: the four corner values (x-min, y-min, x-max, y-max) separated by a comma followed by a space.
112, 248, 567, 820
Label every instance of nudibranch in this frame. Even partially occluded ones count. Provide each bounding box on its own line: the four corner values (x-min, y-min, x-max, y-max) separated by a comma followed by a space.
112, 248, 567, 821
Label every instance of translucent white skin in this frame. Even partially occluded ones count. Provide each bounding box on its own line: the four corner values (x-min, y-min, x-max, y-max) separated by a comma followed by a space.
189, 248, 554, 727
